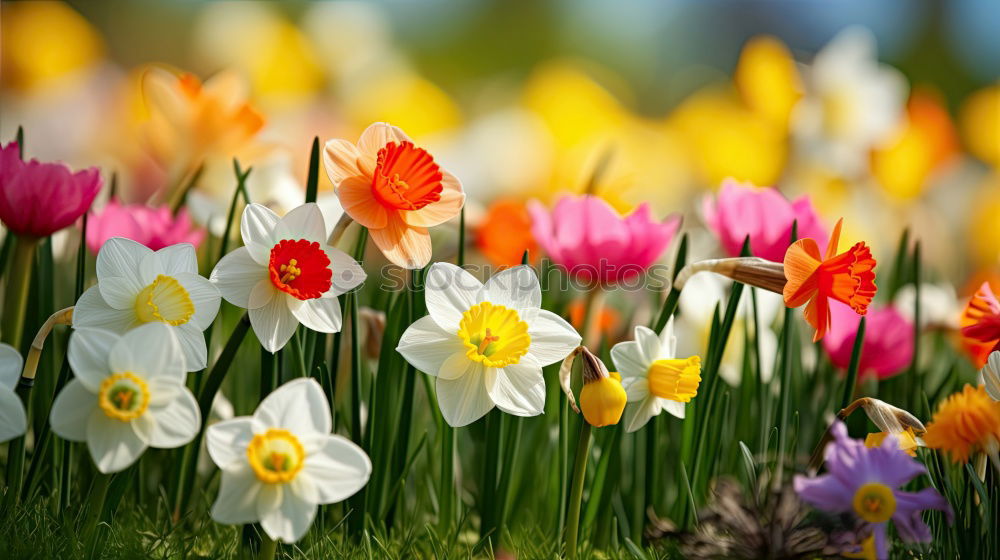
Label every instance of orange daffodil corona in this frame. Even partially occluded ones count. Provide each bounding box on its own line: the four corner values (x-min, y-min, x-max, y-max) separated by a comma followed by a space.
211, 202, 366, 352
323, 122, 466, 269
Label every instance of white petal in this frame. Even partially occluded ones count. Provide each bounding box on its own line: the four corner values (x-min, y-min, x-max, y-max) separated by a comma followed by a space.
98, 275, 140, 311
96, 237, 151, 284
138, 387, 200, 448
622, 376, 650, 402
72, 286, 136, 333
153, 243, 198, 276
49, 379, 96, 441
255, 378, 331, 436
438, 350, 479, 381
275, 203, 326, 244
0, 343, 24, 391
175, 272, 221, 330
86, 409, 148, 473
241, 203, 280, 265
249, 294, 299, 353
323, 246, 366, 296
985, 351, 1000, 402
483, 265, 541, 322
289, 297, 343, 334
662, 399, 686, 419
396, 315, 465, 375
146, 377, 182, 407
68, 328, 118, 392
655, 317, 678, 360
211, 247, 269, 309
526, 310, 581, 366
424, 262, 483, 332
0, 388, 26, 443
110, 323, 186, 382
207, 417, 260, 470
610, 340, 649, 380
635, 326, 664, 363
485, 357, 545, 416
300, 434, 371, 504
249, 278, 277, 310
435, 366, 493, 427
260, 486, 317, 543
623, 397, 661, 433
211, 464, 262, 525
174, 323, 208, 372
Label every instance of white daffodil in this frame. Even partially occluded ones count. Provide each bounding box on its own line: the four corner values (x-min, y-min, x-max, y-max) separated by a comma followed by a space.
73, 239, 221, 371
396, 263, 581, 427
0, 343, 26, 443
207, 378, 371, 543
50, 323, 201, 474
792, 26, 907, 176
611, 318, 703, 433
980, 351, 1000, 403
211, 202, 366, 353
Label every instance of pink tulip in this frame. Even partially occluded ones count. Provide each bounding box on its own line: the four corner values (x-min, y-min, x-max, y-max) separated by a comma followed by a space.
0, 142, 101, 238
528, 195, 681, 286
86, 200, 205, 254
702, 179, 827, 262
823, 301, 914, 380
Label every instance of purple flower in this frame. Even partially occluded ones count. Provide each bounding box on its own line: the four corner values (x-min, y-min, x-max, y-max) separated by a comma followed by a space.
794, 421, 952, 559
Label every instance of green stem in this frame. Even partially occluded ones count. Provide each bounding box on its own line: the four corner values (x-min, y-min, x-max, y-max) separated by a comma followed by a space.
565, 421, 592, 559
81, 472, 112, 551
258, 534, 278, 560
439, 423, 455, 529
839, 317, 867, 411
480, 409, 503, 544
1, 235, 38, 348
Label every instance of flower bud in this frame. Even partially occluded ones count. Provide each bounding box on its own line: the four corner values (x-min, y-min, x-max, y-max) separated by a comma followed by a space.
578, 348, 626, 427
673, 257, 787, 295
858, 397, 925, 435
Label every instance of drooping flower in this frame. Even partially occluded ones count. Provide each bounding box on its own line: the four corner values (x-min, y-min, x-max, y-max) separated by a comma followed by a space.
578, 348, 626, 428
960, 282, 1000, 366
980, 351, 1000, 402
923, 384, 1000, 464
611, 318, 703, 432
207, 378, 371, 543
0, 141, 101, 238
49, 324, 201, 474
823, 301, 913, 380
783, 218, 877, 341
86, 199, 205, 254
0, 343, 26, 443
702, 179, 827, 262
795, 421, 951, 560
211, 203, 366, 352
528, 194, 681, 287
474, 198, 538, 268
865, 429, 919, 457
396, 263, 581, 427
322, 122, 465, 269
73, 239, 221, 371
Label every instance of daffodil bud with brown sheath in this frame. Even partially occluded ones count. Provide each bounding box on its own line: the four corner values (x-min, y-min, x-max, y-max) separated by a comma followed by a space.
673, 257, 787, 295
578, 347, 626, 427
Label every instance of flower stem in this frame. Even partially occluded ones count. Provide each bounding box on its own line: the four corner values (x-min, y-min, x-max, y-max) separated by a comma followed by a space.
565, 420, 592, 559
258, 534, 278, 560
81, 472, 111, 553
1, 235, 39, 348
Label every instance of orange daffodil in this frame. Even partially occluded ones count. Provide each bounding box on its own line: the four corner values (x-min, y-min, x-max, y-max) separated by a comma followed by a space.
211, 203, 366, 352
323, 122, 466, 269
783, 218, 877, 341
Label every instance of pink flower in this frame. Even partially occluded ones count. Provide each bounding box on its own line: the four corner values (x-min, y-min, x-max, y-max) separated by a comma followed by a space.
86, 200, 205, 254
528, 195, 681, 286
0, 142, 101, 238
823, 301, 914, 380
702, 179, 827, 262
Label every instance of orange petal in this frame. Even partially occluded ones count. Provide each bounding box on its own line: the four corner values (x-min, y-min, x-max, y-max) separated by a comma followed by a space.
337, 176, 389, 229
825, 218, 843, 260
803, 295, 830, 342
357, 122, 412, 158
401, 169, 465, 227
783, 238, 822, 308
323, 139, 366, 186
369, 213, 432, 269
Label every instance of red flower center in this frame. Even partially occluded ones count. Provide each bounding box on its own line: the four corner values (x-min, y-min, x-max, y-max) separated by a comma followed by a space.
268, 239, 332, 300
371, 141, 443, 211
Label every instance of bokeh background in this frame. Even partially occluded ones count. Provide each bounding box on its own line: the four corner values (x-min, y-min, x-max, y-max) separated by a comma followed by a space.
2, 0, 998, 284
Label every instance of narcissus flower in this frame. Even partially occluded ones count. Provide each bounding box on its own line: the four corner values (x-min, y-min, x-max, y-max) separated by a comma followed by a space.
923, 384, 1000, 464
0, 343, 26, 443
795, 422, 951, 560
396, 263, 581, 427
980, 351, 1000, 402
211, 203, 366, 352
207, 378, 371, 543
86, 199, 205, 254
611, 318, 702, 432
323, 122, 465, 269
528, 194, 681, 287
961, 282, 1000, 364
865, 429, 919, 456
73, 238, 220, 371
783, 218, 877, 341
49, 324, 201, 474
0, 141, 101, 238
702, 179, 827, 262
823, 302, 913, 380
578, 348, 626, 428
